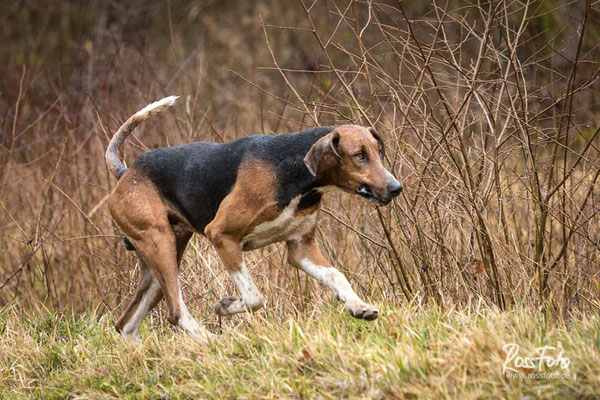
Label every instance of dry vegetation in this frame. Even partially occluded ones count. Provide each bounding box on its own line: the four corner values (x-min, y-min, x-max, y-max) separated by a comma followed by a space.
2, 303, 600, 399
1, 0, 600, 398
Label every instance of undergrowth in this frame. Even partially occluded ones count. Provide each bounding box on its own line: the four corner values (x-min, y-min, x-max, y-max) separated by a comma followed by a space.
1, 301, 598, 399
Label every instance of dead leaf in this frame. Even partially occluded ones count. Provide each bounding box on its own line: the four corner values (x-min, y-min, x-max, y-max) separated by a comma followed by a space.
473, 259, 485, 274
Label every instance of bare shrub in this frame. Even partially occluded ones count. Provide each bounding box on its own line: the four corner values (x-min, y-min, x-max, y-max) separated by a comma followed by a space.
1, 0, 599, 320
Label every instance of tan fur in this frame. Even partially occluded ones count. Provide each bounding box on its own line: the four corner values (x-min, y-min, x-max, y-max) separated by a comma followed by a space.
320, 125, 391, 195
286, 234, 328, 268
205, 160, 280, 269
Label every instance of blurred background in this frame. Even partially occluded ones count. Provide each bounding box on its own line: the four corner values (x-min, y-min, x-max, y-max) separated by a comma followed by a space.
1, 0, 599, 327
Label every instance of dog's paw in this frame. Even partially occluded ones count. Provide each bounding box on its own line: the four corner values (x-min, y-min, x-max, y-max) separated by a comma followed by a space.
179, 314, 215, 341
188, 326, 216, 341
214, 296, 239, 316
345, 299, 379, 321
214, 295, 265, 316
121, 332, 143, 344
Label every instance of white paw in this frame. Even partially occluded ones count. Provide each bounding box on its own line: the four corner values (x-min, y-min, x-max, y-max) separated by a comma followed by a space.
345, 299, 379, 321
179, 315, 214, 340
121, 332, 143, 344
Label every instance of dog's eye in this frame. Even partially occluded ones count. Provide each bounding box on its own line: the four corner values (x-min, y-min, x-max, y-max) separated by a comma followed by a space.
355, 152, 366, 161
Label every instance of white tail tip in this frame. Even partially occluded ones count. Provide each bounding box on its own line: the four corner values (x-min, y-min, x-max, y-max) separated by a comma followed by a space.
136, 95, 179, 117
160, 95, 179, 107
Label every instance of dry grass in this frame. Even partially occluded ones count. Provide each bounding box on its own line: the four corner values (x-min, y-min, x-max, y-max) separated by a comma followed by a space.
1, 301, 599, 399
1, 0, 598, 316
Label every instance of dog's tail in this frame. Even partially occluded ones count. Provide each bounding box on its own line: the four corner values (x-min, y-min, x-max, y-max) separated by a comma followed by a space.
105, 96, 179, 179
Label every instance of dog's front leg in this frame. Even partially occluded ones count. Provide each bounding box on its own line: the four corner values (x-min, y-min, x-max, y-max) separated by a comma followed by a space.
206, 230, 265, 316
287, 236, 379, 321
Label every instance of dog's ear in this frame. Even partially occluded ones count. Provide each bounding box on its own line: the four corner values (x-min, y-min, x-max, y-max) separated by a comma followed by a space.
303, 131, 341, 177
368, 127, 385, 159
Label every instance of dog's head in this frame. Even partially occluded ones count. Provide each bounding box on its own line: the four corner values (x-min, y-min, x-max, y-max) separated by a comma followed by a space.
304, 125, 402, 206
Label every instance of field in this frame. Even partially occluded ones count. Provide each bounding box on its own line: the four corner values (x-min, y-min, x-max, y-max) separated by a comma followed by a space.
1, 0, 600, 398
1, 303, 599, 399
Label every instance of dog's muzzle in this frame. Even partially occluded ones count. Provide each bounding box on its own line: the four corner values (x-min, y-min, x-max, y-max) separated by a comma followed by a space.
357, 178, 402, 206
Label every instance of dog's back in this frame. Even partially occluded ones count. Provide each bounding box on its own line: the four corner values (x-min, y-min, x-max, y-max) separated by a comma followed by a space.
131, 140, 244, 232
128, 127, 333, 233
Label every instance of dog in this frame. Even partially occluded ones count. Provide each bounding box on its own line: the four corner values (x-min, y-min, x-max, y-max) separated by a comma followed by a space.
105, 96, 402, 341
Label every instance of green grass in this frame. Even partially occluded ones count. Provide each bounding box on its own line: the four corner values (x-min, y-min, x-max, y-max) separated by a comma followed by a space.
1, 302, 599, 399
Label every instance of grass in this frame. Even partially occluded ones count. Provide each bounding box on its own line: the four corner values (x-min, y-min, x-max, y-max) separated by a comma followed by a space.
1, 301, 599, 399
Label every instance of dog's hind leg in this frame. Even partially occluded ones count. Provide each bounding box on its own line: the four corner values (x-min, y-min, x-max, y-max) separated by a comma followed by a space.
131, 226, 211, 340
109, 170, 211, 340
126, 227, 210, 340
115, 231, 193, 342
115, 253, 162, 342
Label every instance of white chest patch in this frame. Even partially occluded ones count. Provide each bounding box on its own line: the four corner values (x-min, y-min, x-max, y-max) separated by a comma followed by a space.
241, 195, 318, 251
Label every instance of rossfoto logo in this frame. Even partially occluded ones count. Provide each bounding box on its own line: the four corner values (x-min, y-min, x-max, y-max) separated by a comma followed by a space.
502, 343, 573, 380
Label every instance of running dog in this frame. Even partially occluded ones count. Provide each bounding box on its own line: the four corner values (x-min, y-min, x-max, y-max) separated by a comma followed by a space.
105, 96, 402, 341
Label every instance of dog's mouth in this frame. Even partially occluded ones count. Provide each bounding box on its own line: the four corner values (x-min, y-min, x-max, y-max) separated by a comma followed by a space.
356, 184, 391, 206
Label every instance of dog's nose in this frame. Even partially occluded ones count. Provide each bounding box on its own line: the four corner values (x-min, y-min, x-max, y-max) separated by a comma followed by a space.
387, 180, 403, 197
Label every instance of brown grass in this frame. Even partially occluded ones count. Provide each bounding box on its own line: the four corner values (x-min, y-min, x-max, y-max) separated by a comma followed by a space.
1, 0, 599, 330
2, 302, 600, 399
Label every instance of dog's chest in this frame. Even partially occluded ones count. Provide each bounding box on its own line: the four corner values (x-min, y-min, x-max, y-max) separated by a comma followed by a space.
241, 196, 318, 251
